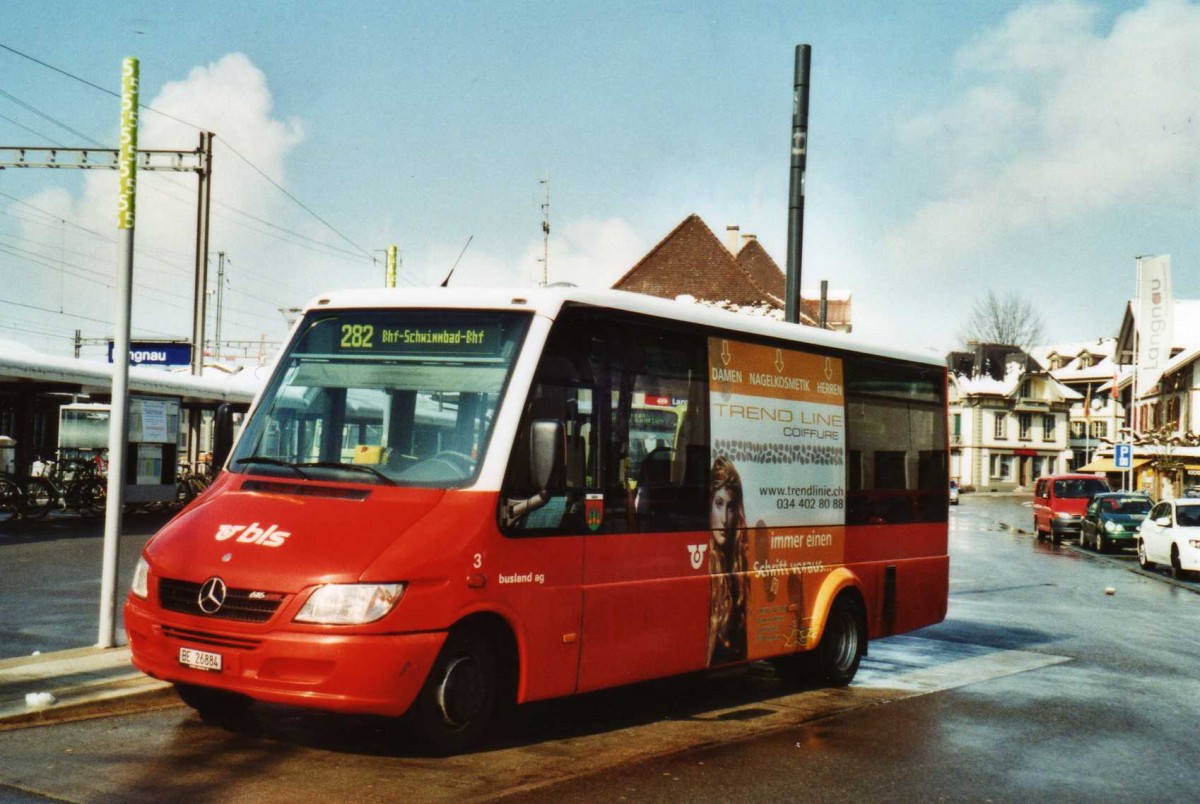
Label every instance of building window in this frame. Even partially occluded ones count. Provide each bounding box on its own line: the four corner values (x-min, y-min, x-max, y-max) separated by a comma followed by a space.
1019, 413, 1032, 441
990, 454, 1012, 480
952, 413, 961, 437
1043, 415, 1056, 442
995, 413, 1007, 440
1020, 379, 1033, 398
1071, 420, 1087, 439
1090, 420, 1107, 439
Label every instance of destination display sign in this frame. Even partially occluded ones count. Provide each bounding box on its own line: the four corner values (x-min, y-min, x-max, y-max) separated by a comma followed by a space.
339, 323, 503, 356
301, 314, 509, 358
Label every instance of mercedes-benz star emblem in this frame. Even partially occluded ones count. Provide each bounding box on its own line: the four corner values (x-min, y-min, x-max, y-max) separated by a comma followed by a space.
198, 577, 227, 614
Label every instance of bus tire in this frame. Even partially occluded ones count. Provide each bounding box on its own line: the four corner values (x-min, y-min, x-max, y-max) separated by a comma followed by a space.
406, 626, 502, 755
776, 593, 866, 689
175, 683, 259, 733
807, 594, 866, 687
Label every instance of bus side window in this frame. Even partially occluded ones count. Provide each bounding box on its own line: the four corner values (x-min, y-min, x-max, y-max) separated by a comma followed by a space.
611, 325, 708, 533
844, 358, 948, 526
501, 345, 602, 535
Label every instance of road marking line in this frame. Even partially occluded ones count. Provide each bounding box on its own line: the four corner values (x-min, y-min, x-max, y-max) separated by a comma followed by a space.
856, 636, 1070, 693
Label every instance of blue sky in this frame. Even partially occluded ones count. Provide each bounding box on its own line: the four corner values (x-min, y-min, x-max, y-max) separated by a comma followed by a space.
1, 0, 1195, 359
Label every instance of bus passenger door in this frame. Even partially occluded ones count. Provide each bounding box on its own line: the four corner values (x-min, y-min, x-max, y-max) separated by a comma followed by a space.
576, 328, 712, 692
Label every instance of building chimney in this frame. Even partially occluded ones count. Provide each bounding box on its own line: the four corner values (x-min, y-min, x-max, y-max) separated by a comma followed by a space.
741, 233, 757, 250
725, 225, 740, 254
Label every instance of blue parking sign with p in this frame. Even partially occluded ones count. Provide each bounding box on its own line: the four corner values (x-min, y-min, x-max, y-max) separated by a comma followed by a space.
1115, 443, 1133, 469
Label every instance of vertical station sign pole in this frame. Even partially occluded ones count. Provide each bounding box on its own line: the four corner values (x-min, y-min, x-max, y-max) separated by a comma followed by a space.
784, 45, 811, 324
99, 57, 138, 649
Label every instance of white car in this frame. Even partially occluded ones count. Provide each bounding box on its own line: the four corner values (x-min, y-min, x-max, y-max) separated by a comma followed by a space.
1137, 499, 1200, 580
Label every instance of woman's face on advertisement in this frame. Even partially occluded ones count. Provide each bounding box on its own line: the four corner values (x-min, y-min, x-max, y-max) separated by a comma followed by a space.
711, 486, 735, 539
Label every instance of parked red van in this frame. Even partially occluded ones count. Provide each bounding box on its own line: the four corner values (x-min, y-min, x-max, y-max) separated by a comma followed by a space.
1032, 474, 1111, 543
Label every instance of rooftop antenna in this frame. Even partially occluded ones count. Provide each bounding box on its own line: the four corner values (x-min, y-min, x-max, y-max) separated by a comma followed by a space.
442, 234, 473, 287
538, 174, 550, 286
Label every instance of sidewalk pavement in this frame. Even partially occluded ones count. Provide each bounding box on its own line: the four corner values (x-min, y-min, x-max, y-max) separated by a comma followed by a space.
0, 646, 179, 730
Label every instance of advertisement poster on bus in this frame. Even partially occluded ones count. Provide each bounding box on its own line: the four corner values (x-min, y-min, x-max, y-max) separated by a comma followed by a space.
706, 337, 846, 665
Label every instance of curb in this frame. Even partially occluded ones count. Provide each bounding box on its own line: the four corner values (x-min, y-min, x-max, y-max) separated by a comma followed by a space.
0, 646, 180, 731
996, 518, 1200, 596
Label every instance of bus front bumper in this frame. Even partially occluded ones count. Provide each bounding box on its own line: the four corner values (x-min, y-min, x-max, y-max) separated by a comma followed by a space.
124, 601, 446, 717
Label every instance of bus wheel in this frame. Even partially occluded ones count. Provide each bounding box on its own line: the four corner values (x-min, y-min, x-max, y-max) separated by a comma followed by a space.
812, 595, 866, 686
407, 626, 500, 755
779, 594, 865, 689
175, 683, 259, 733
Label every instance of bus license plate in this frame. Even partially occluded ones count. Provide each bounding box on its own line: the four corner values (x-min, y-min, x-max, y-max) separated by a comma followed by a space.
179, 647, 222, 672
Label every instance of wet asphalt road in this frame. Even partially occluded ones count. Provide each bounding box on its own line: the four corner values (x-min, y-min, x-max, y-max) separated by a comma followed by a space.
0, 510, 168, 659
509, 493, 1200, 801
1, 493, 1199, 801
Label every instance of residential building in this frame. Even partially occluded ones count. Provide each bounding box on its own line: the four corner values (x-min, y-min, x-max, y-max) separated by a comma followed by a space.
613, 215, 852, 330
947, 343, 1078, 491
1110, 299, 1200, 497
1033, 339, 1126, 471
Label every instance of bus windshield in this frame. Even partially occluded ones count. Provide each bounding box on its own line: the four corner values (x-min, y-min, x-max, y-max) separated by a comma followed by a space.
230, 310, 531, 487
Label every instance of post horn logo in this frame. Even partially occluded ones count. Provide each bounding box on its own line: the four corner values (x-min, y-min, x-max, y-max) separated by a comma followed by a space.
197, 577, 228, 614
687, 544, 708, 570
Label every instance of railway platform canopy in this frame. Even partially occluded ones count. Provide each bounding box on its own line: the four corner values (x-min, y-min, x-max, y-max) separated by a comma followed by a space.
0, 341, 262, 476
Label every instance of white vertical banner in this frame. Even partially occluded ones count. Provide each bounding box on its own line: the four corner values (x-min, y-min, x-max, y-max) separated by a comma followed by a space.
1135, 255, 1173, 399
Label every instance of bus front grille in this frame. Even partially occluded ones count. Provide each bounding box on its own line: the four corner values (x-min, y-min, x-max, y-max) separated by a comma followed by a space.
158, 578, 285, 623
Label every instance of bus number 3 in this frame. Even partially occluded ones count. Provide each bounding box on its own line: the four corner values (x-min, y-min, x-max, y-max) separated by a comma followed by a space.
340, 324, 374, 348
473, 553, 483, 569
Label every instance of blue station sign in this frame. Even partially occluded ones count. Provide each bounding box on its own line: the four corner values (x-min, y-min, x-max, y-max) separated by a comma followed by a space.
107, 341, 193, 367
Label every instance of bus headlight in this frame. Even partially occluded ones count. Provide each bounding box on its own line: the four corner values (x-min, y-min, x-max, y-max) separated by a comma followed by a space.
294, 583, 405, 625
130, 557, 150, 599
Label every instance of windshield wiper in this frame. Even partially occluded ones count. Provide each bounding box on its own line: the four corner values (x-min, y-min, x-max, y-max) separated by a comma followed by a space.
302, 461, 396, 486
234, 456, 311, 479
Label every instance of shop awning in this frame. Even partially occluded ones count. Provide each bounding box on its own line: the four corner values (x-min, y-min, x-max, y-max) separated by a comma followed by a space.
1077, 457, 1151, 472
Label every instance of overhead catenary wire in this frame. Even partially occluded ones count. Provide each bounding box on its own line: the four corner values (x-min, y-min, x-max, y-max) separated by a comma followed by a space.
0, 41, 375, 262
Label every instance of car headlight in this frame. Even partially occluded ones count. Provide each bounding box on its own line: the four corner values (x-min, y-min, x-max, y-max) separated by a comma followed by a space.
130, 556, 150, 599
1105, 521, 1119, 533
294, 583, 405, 624
1189, 539, 1200, 550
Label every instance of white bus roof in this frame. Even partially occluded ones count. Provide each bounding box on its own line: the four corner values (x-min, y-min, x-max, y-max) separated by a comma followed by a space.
303, 287, 943, 368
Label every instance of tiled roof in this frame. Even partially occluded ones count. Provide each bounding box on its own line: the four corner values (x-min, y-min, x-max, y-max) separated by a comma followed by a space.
735, 238, 785, 299
612, 215, 783, 307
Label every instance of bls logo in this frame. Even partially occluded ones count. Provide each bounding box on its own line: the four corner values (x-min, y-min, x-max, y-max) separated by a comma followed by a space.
687, 543, 708, 570
215, 522, 291, 548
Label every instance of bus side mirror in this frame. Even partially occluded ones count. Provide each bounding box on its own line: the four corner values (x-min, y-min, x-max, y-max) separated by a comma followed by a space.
502, 419, 564, 528
212, 404, 236, 471
530, 418, 564, 494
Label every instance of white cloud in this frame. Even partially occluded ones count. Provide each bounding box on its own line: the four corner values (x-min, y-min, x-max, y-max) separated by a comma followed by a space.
885, 0, 1200, 270
517, 216, 646, 288
11, 54, 314, 349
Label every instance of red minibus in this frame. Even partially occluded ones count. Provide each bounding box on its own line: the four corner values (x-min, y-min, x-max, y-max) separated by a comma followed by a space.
125, 287, 949, 753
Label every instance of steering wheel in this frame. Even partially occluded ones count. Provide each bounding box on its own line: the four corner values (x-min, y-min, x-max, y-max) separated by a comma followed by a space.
395, 450, 477, 482
431, 451, 476, 475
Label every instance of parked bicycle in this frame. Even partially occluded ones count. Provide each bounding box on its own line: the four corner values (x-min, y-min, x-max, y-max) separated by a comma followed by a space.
0, 469, 56, 522
173, 460, 214, 509
24, 456, 107, 518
